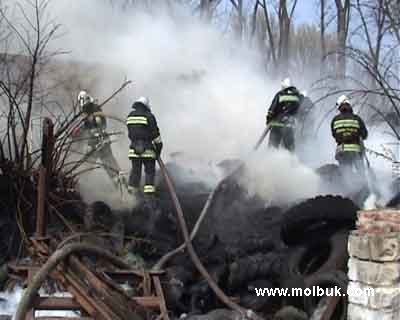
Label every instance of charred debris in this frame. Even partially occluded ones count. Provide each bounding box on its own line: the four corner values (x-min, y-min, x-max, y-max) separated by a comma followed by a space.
0, 89, 397, 320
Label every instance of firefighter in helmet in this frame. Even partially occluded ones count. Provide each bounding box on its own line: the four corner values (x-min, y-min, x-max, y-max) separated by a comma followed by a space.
266, 78, 303, 151
126, 96, 162, 196
331, 95, 368, 175
74, 90, 123, 188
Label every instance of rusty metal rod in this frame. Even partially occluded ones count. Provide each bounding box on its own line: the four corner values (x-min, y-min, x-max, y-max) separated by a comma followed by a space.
52, 270, 100, 317
35, 297, 80, 311
15, 243, 144, 320
62, 265, 122, 320
68, 256, 142, 320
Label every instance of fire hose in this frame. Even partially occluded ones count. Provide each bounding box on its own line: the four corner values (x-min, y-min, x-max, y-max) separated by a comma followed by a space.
254, 124, 272, 151
153, 123, 272, 270
156, 155, 262, 320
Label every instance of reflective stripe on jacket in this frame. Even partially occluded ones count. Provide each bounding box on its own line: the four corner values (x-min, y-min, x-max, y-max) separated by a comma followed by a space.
278, 94, 300, 104
143, 185, 156, 193
126, 116, 148, 125
331, 112, 368, 145
269, 120, 295, 128
333, 119, 360, 130
336, 143, 362, 153
128, 149, 156, 159
126, 103, 162, 146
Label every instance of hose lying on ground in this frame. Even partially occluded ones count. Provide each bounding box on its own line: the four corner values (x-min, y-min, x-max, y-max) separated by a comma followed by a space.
156, 157, 263, 320
153, 125, 272, 270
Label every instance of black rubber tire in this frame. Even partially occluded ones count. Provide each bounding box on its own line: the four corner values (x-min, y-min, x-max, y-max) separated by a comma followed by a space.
273, 306, 308, 320
281, 195, 358, 246
239, 279, 274, 311
303, 270, 348, 319
227, 252, 282, 290
184, 309, 240, 320
287, 231, 349, 281
86, 201, 115, 229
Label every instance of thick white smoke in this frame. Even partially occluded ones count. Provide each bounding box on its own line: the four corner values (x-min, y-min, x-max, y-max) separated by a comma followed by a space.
2, 0, 394, 206
239, 149, 321, 205
46, 1, 304, 202
49, 3, 272, 162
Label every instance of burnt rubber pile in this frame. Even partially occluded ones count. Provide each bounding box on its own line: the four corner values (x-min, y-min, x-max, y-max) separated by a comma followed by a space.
0, 159, 360, 320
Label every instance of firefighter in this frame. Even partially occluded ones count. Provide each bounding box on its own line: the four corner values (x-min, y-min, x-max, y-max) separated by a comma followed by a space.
331, 95, 368, 176
126, 96, 163, 196
75, 91, 123, 188
266, 78, 303, 151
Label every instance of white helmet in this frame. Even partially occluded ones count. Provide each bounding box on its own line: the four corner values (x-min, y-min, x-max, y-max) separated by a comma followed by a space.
281, 78, 292, 89
336, 95, 351, 107
135, 96, 150, 108
78, 90, 94, 108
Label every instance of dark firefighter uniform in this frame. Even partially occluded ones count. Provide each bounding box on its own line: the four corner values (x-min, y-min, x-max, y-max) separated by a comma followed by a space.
331, 106, 368, 174
266, 86, 302, 151
80, 101, 121, 184
126, 99, 162, 195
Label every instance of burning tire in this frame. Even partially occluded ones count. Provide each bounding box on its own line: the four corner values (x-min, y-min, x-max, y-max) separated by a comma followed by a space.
281, 195, 358, 246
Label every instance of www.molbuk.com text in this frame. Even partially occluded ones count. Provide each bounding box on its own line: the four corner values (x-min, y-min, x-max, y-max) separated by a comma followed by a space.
255, 286, 375, 298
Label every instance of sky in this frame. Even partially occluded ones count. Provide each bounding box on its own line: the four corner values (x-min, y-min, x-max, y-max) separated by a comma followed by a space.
295, 1, 318, 24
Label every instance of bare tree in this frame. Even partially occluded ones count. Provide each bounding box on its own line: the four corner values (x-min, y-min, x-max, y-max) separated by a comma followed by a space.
259, 0, 278, 68
258, 0, 297, 75
334, 0, 350, 78
320, 0, 327, 73
0, 0, 63, 169
278, 0, 298, 74
229, 0, 245, 39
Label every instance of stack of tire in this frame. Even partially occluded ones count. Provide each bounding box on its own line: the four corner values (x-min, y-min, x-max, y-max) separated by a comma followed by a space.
279, 195, 359, 319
